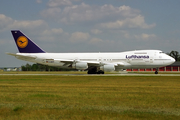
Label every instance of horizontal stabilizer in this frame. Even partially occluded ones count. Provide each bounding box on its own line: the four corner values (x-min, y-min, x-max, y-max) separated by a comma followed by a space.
6, 52, 37, 61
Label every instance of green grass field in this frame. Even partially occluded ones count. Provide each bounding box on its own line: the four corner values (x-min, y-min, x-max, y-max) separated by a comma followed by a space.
0, 74, 180, 119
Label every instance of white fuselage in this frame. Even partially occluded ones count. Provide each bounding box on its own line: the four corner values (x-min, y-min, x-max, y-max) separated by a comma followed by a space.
15, 50, 175, 71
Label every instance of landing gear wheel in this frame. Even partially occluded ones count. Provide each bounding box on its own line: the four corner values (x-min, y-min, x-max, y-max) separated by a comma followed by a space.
87, 71, 96, 74
87, 67, 97, 74
96, 71, 100, 74
100, 71, 104, 74
98, 70, 104, 74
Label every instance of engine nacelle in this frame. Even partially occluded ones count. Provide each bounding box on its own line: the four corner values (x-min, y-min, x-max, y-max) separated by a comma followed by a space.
72, 62, 88, 70
100, 64, 115, 72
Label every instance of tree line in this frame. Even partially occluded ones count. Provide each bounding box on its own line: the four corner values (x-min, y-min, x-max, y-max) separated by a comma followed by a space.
21, 63, 73, 71
21, 51, 180, 71
167, 51, 180, 61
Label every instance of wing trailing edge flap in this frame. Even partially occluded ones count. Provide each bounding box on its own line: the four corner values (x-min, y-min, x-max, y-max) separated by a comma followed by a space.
117, 62, 124, 66
54, 59, 75, 67
54, 59, 74, 64
87, 61, 100, 66
87, 62, 125, 67
54, 59, 101, 67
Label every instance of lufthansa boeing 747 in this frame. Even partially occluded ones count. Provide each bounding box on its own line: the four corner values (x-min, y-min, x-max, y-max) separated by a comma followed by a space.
7, 30, 175, 74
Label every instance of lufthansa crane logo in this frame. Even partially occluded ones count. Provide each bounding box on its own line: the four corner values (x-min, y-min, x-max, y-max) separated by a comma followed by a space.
17, 36, 28, 48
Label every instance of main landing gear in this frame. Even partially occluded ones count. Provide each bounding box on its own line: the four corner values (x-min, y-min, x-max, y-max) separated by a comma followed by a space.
87, 67, 104, 74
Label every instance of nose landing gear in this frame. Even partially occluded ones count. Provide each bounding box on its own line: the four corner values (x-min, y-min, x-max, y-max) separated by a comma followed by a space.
155, 68, 158, 74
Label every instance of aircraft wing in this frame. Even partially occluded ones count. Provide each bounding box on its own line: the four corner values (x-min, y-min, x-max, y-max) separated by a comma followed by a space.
55, 59, 124, 68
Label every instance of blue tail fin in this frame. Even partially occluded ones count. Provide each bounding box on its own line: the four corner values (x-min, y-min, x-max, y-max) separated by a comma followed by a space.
11, 30, 45, 53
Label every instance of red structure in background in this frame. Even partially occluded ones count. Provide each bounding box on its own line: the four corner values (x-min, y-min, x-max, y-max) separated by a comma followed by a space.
126, 62, 180, 72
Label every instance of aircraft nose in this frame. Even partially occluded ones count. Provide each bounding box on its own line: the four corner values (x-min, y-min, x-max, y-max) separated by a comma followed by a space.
171, 57, 175, 63
169, 56, 175, 64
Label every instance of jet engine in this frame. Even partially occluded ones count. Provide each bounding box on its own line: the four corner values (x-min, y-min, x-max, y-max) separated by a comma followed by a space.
72, 62, 88, 70
100, 64, 115, 72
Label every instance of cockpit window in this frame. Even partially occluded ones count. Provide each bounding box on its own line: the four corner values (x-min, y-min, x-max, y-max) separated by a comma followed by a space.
159, 52, 165, 54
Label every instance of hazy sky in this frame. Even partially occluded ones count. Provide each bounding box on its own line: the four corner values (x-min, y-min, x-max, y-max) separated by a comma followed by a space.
0, 0, 180, 67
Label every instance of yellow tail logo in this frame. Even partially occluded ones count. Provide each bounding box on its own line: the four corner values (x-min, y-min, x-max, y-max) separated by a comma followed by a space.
17, 36, 28, 48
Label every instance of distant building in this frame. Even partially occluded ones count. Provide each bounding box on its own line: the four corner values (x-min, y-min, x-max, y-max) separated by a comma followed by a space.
126, 62, 180, 72
3, 67, 22, 72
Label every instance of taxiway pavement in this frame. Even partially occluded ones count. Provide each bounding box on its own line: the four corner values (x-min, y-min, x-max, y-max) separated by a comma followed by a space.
1, 73, 180, 76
